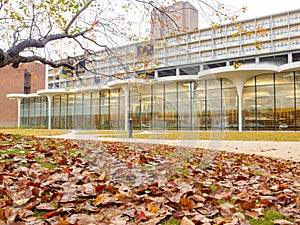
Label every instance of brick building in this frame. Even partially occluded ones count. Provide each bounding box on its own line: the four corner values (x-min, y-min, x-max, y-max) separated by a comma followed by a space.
0, 63, 46, 126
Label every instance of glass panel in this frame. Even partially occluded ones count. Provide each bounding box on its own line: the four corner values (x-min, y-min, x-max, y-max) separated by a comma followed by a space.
74, 93, 83, 129
100, 90, 110, 129
193, 81, 206, 130
178, 82, 190, 92
207, 88, 221, 130
165, 92, 177, 129
110, 90, 120, 130
276, 83, 295, 130
223, 87, 238, 130
207, 80, 222, 130
276, 72, 294, 84
92, 92, 101, 129
83, 92, 92, 129
119, 95, 125, 130
60, 95, 68, 129
152, 93, 164, 130
41, 97, 48, 128
165, 83, 177, 91
295, 70, 300, 82
295, 71, 300, 130
52, 96, 61, 129
195, 80, 205, 91
243, 86, 256, 130
244, 76, 255, 87
35, 98, 41, 127
130, 93, 141, 130
256, 74, 273, 86
67, 94, 75, 129
178, 82, 191, 130
28, 98, 35, 127
193, 98, 206, 130
256, 85, 275, 130
222, 79, 235, 88
152, 84, 164, 94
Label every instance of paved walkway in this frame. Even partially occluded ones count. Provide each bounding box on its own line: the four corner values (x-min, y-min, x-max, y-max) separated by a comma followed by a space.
44, 131, 300, 162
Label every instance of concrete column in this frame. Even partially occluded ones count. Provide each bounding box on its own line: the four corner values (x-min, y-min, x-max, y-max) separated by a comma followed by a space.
199, 64, 204, 71
123, 86, 129, 131
154, 70, 158, 79
236, 86, 243, 132
255, 57, 260, 64
17, 98, 22, 129
288, 53, 293, 63
176, 68, 180, 76
227, 75, 249, 132
46, 95, 53, 130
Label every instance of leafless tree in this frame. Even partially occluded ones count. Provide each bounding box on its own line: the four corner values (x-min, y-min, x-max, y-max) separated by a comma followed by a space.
0, 0, 245, 78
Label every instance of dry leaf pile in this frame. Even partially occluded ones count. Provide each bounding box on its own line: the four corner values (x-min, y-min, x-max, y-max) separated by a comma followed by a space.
0, 133, 299, 225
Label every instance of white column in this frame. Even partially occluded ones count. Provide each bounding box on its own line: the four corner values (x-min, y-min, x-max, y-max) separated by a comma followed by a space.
200, 64, 204, 71
237, 87, 243, 132
255, 57, 260, 64
47, 95, 53, 130
17, 98, 22, 129
154, 70, 158, 79
288, 53, 293, 63
228, 75, 249, 132
123, 86, 129, 130
176, 68, 180, 76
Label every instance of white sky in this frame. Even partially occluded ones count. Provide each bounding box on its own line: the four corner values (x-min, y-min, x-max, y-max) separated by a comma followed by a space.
191, 0, 300, 28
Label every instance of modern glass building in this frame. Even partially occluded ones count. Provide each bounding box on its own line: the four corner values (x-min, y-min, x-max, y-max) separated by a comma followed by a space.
7, 8, 300, 131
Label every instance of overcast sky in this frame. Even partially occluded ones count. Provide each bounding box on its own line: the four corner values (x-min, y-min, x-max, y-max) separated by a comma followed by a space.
191, 0, 300, 28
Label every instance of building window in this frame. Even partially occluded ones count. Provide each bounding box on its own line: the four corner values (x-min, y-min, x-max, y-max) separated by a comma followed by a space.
24, 69, 31, 94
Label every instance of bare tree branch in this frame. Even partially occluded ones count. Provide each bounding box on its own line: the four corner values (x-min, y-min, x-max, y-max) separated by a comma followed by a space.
65, 0, 94, 33
0, 0, 246, 82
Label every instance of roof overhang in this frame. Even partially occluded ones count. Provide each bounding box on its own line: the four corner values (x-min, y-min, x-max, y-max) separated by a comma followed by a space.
198, 64, 279, 80
107, 78, 147, 88
150, 75, 199, 84
7, 93, 40, 99
7, 93, 29, 100
280, 61, 300, 72
37, 88, 77, 96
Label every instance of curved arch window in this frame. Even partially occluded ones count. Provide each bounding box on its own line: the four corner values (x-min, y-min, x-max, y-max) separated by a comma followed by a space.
129, 79, 238, 131
242, 71, 300, 131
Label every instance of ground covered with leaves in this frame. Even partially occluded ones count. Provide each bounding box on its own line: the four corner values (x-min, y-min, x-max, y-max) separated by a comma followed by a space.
0, 133, 299, 225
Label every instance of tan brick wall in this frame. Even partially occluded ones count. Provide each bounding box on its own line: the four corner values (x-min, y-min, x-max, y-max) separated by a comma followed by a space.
0, 63, 46, 126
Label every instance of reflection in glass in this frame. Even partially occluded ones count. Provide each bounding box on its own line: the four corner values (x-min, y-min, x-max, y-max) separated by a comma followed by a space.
242, 71, 300, 131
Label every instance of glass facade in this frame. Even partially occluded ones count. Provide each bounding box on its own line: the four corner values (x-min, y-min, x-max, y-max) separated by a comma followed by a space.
242, 70, 300, 131
18, 71, 300, 131
128, 80, 238, 130
20, 97, 48, 128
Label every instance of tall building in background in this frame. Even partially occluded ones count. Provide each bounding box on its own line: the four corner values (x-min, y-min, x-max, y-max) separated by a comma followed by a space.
151, 1, 199, 39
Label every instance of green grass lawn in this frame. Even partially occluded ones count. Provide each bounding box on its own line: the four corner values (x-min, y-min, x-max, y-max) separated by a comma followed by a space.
94, 130, 300, 142
1, 129, 300, 141
0, 128, 70, 136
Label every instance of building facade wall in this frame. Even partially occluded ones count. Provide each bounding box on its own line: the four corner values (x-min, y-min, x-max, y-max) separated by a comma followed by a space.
18, 69, 300, 131
47, 8, 300, 90
0, 64, 45, 126
7, 8, 300, 131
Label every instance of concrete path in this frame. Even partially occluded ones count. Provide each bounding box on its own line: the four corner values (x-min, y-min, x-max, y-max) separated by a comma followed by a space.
43, 131, 300, 162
